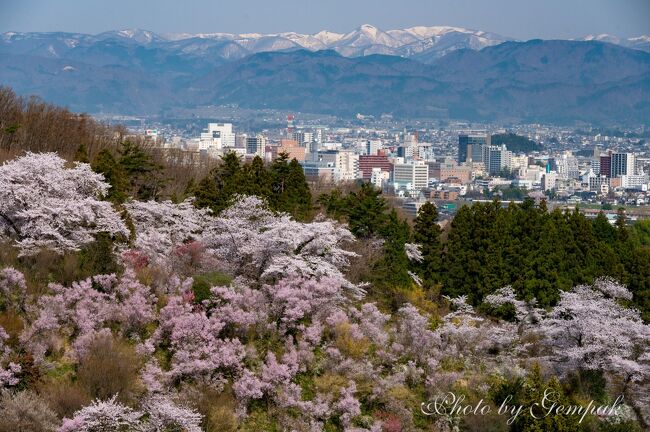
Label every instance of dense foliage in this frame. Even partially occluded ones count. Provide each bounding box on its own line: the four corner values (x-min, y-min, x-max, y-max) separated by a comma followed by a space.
491, 133, 542, 153
0, 152, 648, 431
194, 152, 312, 220
320, 187, 650, 321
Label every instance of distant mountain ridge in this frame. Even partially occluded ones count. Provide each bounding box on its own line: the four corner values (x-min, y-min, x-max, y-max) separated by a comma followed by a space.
189, 42, 650, 124
2, 25, 649, 63
1, 27, 649, 124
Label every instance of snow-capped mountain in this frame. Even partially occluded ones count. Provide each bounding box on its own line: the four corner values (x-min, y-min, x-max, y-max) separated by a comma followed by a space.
579, 34, 650, 52
159, 24, 512, 58
2, 25, 648, 66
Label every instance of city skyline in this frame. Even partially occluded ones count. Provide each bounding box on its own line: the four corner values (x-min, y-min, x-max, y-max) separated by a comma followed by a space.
1, 0, 649, 40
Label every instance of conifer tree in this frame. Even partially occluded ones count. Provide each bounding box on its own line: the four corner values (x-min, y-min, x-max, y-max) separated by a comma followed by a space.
193, 151, 244, 214
374, 209, 412, 290
118, 140, 165, 200
414, 201, 442, 285
346, 183, 388, 239
593, 212, 617, 244
92, 149, 128, 204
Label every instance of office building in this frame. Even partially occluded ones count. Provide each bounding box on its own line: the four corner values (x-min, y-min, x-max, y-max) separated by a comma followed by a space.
366, 139, 382, 156
318, 150, 359, 181
270, 139, 306, 161
359, 154, 392, 181
611, 153, 636, 177
393, 162, 429, 190
483, 144, 513, 175
199, 123, 235, 151
246, 135, 266, 158
458, 133, 490, 164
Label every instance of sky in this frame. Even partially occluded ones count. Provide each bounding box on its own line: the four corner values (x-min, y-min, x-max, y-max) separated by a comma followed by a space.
0, 0, 648, 39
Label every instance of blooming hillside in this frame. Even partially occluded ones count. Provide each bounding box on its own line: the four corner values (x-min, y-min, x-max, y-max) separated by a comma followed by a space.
0, 153, 648, 432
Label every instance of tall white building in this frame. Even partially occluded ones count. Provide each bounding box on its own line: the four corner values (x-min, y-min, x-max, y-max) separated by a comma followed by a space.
199, 123, 235, 151
552, 151, 580, 180
370, 167, 390, 189
393, 161, 429, 191
318, 150, 359, 182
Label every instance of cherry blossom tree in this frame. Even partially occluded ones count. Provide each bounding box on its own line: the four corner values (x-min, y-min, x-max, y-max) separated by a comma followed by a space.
0, 152, 128, 255
0, 326, 21, 387
540, 278, 650, 388
21, 271, 158, 363
0, 266, 27, 312
205, 195, 362, 296
59, 394, 202, 432
124, 198, 214, 269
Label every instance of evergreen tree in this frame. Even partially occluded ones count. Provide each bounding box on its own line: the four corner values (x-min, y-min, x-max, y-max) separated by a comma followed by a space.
317, 188, 348, 221
593, 212, 617, 244
374, 209, 412, 290
267, 153, 312, 219
615, 208, 629, 242
243, 155, 272, 199
91, 149, 128, 204
413, 201, 442, 285
193, 151, 244, 214
118, 140, 165, 200
346, 183, 388, 239
285, 158, 312, 220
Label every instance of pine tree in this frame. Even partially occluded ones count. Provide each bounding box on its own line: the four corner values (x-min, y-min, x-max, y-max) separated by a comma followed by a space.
346, 183, 388, 239
414, 201, 442, 285
317, 188, 348, 221
285, 158, 312, 220
193, 151, 244, 214
374, 209, 412, 290
91, 149, 128, 204
268, 153, 312, 219
118, 140, 165, 200
243, 155, 272, 199
615, 207, 629, 242
593, 212, 617, 244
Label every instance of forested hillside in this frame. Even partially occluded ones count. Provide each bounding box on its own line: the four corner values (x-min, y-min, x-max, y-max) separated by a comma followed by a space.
0, 97, 648, 431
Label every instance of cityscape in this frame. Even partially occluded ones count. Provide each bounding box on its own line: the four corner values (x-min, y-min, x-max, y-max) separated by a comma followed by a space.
139, 116, 650, 220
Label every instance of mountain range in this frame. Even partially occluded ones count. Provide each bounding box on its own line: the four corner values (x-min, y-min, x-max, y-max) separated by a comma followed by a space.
1, 25, 649, 124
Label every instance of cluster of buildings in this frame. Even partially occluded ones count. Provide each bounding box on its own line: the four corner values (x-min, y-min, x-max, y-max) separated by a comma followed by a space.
148, 119, 650, 211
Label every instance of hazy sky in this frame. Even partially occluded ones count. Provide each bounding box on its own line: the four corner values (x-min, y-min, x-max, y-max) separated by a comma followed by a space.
1, 0, 648, 39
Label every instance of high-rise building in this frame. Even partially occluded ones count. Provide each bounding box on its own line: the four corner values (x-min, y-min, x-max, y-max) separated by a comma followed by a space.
551, 151, 580, 180
270, 139, 306, 161
542, 171, 558, 191
359, 155, 392, 181
200, 123, 235, 150
611, 152, 636, 177
428, 160, 472, 184
397, 145, 414, 160
291, 131, 314, 147
246, 135, 266, 158
393, 161, 429, 190
483, 144, 513, 175
600, 154, 612, 177
370, 167, 390, 189
366, 139, 382, 156
458, 133, 491, 164
318, 150, 359, 181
